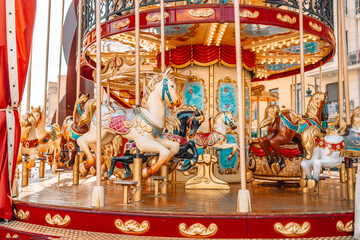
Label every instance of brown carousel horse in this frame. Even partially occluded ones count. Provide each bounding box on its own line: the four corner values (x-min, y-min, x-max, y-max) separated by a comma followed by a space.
18, 112, 38, 169
258, 92, 328, 174
31, 106, 62, 171
60, 93, 90, 167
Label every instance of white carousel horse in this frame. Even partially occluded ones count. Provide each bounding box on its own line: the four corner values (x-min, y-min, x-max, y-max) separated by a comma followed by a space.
301, 106, 360, 188
193, 111, 238, 158
17, 112, 38, 169
77, 68, 181, 178
31, 106, 62, 172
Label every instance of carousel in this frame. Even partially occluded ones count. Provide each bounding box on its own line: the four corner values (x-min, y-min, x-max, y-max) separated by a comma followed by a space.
0, 0, 358, 239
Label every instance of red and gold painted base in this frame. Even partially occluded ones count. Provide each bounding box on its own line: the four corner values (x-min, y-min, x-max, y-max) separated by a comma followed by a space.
8, 202, 354, 239
4, 172, 355, 239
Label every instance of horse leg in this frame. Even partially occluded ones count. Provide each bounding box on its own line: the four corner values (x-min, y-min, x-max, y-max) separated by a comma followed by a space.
300, 159, 314, 179
268, 133, 292, 174
136, 138, 173, 178
177, 141, 198, 171
291, 136, 304, 157
259, 133, 276, 165
67, 140, 78, 168
78, 127, 97, 176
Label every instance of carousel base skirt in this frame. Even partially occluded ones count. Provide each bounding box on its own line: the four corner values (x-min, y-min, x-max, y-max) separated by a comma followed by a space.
5, 169, 355, 239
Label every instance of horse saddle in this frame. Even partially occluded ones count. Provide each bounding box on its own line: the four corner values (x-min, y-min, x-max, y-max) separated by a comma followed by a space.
193, 132, 217, 148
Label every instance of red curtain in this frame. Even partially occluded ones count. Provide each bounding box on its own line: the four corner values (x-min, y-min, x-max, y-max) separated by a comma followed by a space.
0, 0, 36, 219
157, 45, 255, 70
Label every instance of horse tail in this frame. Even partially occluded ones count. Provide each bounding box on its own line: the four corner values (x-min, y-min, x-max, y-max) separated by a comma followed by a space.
78, 99, 96, 126
52, 123, 62, 137
259, 105, 280, 129
111, 135, 124, 157
302, 126, 322, 160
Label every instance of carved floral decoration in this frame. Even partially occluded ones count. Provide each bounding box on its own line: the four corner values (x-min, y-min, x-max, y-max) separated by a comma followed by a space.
274, 222, 310, 237
115, 219, 150, 234
179, 223, 218, 237
45, 213, 71, 227
13, 209, 29, 221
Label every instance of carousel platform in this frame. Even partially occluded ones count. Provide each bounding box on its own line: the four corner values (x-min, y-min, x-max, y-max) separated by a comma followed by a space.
5, 169, 355, 239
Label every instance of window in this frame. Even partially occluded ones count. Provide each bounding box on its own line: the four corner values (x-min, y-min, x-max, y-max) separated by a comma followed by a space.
345, 0, 348, 14
292, 83, 302, 114
356, 0, 360, 14
269, 88, 279, 105
346, 31, 349, 54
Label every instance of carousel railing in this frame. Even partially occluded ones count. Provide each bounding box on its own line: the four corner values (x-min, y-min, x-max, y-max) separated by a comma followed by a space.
81, 0, 334, 37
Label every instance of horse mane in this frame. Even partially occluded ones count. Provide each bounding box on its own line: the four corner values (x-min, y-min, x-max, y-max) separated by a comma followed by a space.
141, 73, 162, 109
305, 92, 325, 121
164, 105, 204, 134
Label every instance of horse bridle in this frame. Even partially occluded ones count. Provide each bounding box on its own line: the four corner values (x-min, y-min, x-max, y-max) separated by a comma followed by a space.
224, 112, 235, 129
162, 78, 174, 107
186, 111, 196, 135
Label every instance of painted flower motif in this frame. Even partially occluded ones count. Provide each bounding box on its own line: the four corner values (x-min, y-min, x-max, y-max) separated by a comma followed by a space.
319, 141, 323, 146
189, 89, 193, 94
225, 104, 230, 108
224, 88, 229, 93
336, 145, 340, 150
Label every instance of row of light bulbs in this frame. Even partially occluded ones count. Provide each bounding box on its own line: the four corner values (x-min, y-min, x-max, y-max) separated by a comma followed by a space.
259, 58, 318, 65
252, 35, 318, 53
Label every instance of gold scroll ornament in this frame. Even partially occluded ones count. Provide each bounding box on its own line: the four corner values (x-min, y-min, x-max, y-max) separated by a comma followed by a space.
179, 223, 218, 237
309, 22, 322, 32
115, 219, 150, 234
274, 222, 310, 237
45, 213, 71, 227
240, 10, 259, 19
13, 209, 29, 221
146, 12, 169, 22
113, 19, 130, 29
336, 221, 354, 232
188, 9, 214, 18
277, 14, 296, 24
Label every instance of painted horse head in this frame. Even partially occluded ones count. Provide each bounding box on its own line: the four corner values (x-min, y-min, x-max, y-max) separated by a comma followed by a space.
165, 106, 205, 138
305, 92, 328, 124
20, 112, 36, 140
31, 106, 42, 127
73, 93, 90, 124
214, 111, 237, 131
351, 106, 360, 130
141, 68, 181, 110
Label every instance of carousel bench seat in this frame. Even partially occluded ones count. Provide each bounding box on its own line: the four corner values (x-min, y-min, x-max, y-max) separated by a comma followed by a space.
150, 176, 166, 196
114, 180, 138, 204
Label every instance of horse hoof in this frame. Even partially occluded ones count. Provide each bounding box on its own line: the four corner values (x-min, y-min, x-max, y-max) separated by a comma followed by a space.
79, 164, 88, 177
300, 179, 307, 188
247, 159, 256, 171
179, 163, 192, 172
106, 172, 112, 179
90, 167, 96, 176
271, 163, 280, 175
307, 179, 317, 189
142, 168, 151, 178
262, 162, 270, 175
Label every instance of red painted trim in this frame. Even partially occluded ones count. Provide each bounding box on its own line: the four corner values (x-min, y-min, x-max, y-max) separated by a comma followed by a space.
13, 201, 353, 238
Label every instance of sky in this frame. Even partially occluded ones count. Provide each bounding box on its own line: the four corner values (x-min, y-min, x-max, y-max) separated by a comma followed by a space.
21, 0, 72, 114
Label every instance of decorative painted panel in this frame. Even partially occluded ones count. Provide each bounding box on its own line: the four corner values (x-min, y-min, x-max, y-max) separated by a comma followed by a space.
181, 76, 207, 113
216, 77, 237, 117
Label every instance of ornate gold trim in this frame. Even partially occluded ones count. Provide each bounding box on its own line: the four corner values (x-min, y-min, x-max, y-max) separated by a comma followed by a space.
115, 219, 150, 234
274, 222, 310, 237
179, 75, 208, 115
336, 220, 354, 232
179, 223, 218, 237
13, 209, 29, 220
276, 14, 296, 24
113, 19, 130, 29
240, 10, 259, 19
188, 9, 214, 18
146, 12, 169, 22
45, 213, 71, 227
309, 22, 322, 32
5, 233, 19, 238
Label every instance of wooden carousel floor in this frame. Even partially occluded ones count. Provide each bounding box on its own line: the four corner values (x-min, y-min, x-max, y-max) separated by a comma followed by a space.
14, 168, 354, 216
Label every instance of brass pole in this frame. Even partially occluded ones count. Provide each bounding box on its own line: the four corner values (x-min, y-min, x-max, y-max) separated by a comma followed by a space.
91, 0, 104, 207
256, 97, 260, 137
294, 75, 298, 113
319, 64, 322, 92
339, 0, 351, 124
56, 0, 66, 123
160, 164, 168, 194
22, 158, 28, 187
39, 160, 45, 178
26, 50, 32, 112
290, 76, 294, 111
133, 158, 142, 202
73, 155, 79, 185
76, 0, 83, 98
135, 0, 140, 106
337, 0, 344, 124
299, 0, 306, 115
160, 0, 165, 72
234, 0, 251, 212
44, 0, 52, 122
